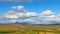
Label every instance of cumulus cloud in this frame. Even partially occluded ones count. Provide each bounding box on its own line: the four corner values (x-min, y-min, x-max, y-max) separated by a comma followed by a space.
17, 6, 24, 11
11, 6, 16, 9
40, 10, 54, 16
5, 11, 19, 18
0, 5, 60, 24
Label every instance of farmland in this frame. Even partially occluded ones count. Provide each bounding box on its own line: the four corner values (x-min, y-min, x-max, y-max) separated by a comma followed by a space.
0, 24, 60, 34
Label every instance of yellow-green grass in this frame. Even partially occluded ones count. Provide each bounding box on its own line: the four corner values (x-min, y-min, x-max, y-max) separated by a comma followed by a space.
0, 24, 60, 34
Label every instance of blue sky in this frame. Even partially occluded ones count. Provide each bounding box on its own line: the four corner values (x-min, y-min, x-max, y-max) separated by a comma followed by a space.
0, 0, 60, 24
0, 0, 60, 14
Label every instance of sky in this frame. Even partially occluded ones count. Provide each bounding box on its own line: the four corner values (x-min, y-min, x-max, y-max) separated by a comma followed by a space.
0, 0, 60, 24
0, 0, 60, 14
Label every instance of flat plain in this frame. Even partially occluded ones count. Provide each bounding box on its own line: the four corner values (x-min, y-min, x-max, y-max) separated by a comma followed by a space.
0, 24, 60, 34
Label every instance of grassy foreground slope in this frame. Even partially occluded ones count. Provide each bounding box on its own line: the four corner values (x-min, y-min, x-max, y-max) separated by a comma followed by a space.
0, 24, 60, 34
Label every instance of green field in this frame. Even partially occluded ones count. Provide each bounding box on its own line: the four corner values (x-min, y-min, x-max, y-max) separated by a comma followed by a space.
0, 24, 60, 34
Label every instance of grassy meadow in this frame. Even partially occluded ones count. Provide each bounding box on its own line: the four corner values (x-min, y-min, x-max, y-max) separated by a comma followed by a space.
0, 24, 60, 34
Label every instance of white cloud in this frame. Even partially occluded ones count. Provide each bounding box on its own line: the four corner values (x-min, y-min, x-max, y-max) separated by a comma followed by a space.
17, 6, 24, 12
5, 11, 19, 18
0, 5, 60, 24
11, 6, 16, 9
36, 10, 60, 24
40, 10, 54, 16
26, 12, 37, 16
